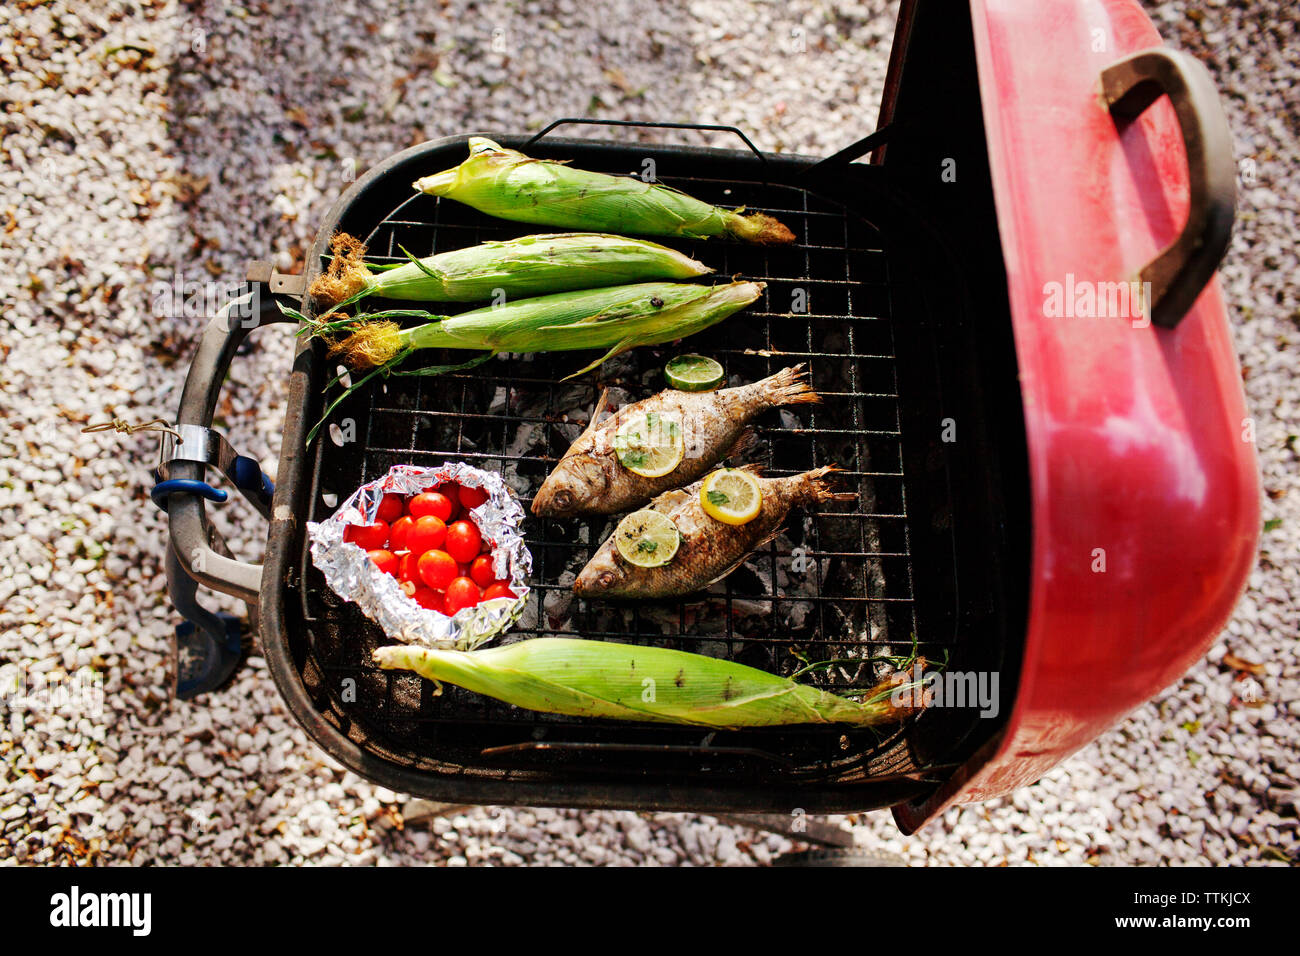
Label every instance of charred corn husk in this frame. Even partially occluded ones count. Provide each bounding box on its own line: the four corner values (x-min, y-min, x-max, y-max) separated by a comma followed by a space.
373, 638, 924, 729
413, 138, 795, 245
309, 231, 712, 308
317, 280, 764, 377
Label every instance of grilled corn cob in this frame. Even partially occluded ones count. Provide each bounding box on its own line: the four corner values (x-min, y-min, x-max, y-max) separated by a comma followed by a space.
309, 231, 711, 308
292, 279, 764, 443
316, 279, 764, 375
413, 138, 795, 245
373, 638, 924, 729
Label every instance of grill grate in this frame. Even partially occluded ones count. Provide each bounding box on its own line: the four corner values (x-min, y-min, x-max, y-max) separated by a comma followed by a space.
298, 166, 949, 784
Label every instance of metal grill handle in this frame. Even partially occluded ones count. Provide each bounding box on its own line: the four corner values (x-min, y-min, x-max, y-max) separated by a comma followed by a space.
167, 289, 295, 603
1100, 47, 1236, 330
521, 117, 767, 165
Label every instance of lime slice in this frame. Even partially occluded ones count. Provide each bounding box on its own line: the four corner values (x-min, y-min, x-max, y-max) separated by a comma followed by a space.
664, 354, 724, 392
614, 411, 684, 478
700, 469, 762, 525
614, 509, 681, 567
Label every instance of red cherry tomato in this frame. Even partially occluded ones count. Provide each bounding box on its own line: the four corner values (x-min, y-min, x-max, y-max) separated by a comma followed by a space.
388, 515, 414, 552
411, 587, 445, 612
344, 520, 389, 552
444, 520, 482, 563
400, 550, 423, 583
417, 549, 458, 591
458, 484, 489, 510
376, 493, 404, 524
436, 485, 461, 520
406, 515, 447, 556
482, 582, 515, 601
469, 555, 496, 589
410, 491, 455, 522
368, 549, 398, 576
445, 576, 481, 614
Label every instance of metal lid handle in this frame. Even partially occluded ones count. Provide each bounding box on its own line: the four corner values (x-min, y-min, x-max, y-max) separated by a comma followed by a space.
1100, 47, 1236, 329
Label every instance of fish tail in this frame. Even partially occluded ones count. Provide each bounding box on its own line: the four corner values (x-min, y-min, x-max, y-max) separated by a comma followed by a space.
804, 465, 856, 503
759, 364, 821, 407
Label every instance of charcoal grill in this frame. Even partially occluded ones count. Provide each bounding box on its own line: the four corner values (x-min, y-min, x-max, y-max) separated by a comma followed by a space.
160, 0, 1258, 833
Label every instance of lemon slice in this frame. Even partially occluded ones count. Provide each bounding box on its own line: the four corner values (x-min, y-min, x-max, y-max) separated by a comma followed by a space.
665, 354, 724, 392
700, 469, 762, 525
614, 509, 682, 567
614, 411, 684, 478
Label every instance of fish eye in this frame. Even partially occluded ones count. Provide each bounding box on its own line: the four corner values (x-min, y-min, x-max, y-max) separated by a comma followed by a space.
598, 571, 617, 588
553, 490, 574, 510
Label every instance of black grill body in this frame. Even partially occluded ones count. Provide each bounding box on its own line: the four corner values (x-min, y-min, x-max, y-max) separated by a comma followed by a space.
258, 113, 1029, 813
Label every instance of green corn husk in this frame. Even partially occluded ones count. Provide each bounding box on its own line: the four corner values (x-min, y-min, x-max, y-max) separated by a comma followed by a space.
309, 231, 712, 308
413, 138, 796, 245
316, 279, 763, 374
296, 280, 763, 443
374, 639, 925, 729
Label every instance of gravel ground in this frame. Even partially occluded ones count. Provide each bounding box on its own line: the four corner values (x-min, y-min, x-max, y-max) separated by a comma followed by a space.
0, 0, 1294, 866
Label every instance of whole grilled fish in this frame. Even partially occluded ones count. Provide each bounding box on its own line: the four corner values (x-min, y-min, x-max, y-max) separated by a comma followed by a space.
532, 366, 819, 517
573, 466, 853, 599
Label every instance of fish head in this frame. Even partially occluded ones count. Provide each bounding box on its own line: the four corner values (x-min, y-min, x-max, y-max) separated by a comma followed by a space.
572, 545, 637, 597
531, 454, 610, 516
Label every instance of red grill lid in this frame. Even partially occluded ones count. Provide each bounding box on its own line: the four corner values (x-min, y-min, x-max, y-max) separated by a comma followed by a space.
895, 0, 1260, 830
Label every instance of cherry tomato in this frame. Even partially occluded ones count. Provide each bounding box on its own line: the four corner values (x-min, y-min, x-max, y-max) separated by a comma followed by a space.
458, 484, 489, 510
436, 485, 461, 520
445, 576, 481, 614
344, 520, 389, 552
411, 587, 445, 612
367, 549, 398, 576
375, 493, 405, 524
482, 582, 515, 601
417, 549, 458, 591
469, 555, 497, 589
398, 551, 421, 584
388, 515, 414, 552
444, 520, 482, 563
406, 515, 447, 556
410, 491, 455, 522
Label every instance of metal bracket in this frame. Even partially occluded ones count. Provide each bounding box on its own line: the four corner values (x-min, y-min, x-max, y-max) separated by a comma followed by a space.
157, 423, 244, 480
246, 260, 306, 297
155, 423, 274, 518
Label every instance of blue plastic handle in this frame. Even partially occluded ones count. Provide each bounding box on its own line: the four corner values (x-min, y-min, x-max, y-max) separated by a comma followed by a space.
230, 454, 274, 510
151, 478, 228, 512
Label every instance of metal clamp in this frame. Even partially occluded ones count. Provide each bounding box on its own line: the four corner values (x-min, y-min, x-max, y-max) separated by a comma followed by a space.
246, 260, 306, 297
155, 423, 274, 517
